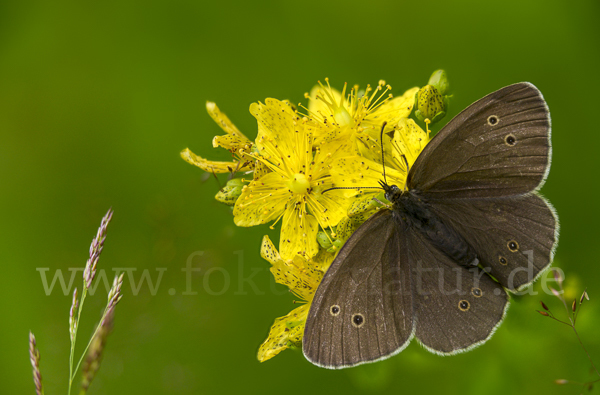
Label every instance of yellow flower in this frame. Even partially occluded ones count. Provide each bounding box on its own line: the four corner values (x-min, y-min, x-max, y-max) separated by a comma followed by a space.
180, 101, 255, 174
331, 117, 430, 195
305, 79, 418, 154
257, 236, 328, 362
253, 110, 429, 362
233, 98, 353, 260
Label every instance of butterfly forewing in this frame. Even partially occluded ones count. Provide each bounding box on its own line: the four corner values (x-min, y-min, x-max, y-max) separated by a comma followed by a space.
303, 211, 414, 369
408, 82, 551, 199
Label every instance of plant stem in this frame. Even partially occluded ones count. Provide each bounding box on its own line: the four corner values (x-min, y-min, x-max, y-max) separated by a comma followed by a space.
572, 326, 600, 378
73, 306, 111, 378
68, 287, 88, 395
546, 314, 572, 328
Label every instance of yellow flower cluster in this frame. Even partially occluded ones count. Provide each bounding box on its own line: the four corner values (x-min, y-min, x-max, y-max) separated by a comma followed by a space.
181, 77, 436, 362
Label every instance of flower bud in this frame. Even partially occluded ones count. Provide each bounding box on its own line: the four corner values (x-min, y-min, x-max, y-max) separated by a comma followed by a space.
327, 239, 343, 253
537, 310, 550, 317
215, 178, 245, 206
414, 69, 450, 125
428, 69, 449, 95
317, 231, 333, 250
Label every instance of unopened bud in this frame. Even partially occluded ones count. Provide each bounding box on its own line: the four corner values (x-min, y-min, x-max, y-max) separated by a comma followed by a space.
215, 178, 245, 206
427, 69, 449, 95
317, 231, 333, 250
537, 310, 550, 317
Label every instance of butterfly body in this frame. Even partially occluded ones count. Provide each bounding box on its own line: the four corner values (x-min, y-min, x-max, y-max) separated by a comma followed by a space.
303, 83, 558, 369
388, 187, 480, 269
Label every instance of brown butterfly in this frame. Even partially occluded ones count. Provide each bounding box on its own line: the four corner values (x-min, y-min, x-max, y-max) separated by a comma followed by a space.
303, 83, 559, 368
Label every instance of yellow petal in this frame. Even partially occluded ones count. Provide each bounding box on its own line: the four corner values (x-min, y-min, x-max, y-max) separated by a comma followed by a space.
394, 118, 429, 167
347, 193, 378, 217
180, 148, 250, 173
279, 203, 319, 260
314, 138, 355, 166
271, 257, 323, 301
353, 127, 391, 163
281, 99, 297, 111
253, 160, 271, 180
335, 215, 358, 243
206, 101, 251, 143
346, 193, 382, 226
367, 87, 419, 129
352, 86, 421, 162
233, 172, 290, 227
305, 144, 355, 227
260, 235, 324, 299
257, 304, 309, 362
310, 140, 359, 198
330, 156, 405, 190
311, 248, 337, 272
307, 191, 347, 229
212, 134, 253, 154
307, 83, 356, 145
251, 99, 313, 173
260, 235, 282, 265
313, 125, 351, 146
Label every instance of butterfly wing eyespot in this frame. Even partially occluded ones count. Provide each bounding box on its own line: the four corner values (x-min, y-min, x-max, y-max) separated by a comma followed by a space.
471, 288, 482, 297
498, 256, 508, 265
504, 133, 517, 146
458, 300, 471, 311
330, 305, 340, 316
487, 115, 499, 126
351, 314, 365, 328
507, 240, 519, 252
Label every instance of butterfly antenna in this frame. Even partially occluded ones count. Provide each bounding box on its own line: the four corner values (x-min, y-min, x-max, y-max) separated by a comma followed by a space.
322, 186, 383, 194
401, 154, 410, 173
401, 155, 409, 192
380, 122, 388, 186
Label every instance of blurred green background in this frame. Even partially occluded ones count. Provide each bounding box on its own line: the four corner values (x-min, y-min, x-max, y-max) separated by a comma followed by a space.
2, 0, 599, 393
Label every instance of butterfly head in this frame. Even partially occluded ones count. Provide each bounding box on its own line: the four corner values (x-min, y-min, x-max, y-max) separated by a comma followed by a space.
379, 180, 403, 203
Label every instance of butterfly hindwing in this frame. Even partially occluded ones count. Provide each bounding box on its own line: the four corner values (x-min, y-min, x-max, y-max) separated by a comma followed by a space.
426, 193, 558, 292
303, 210, 414, 369
408, 82, 551, 199
407, 229, 509, 354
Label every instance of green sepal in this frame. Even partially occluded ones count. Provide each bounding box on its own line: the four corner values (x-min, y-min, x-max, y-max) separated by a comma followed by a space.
428, 69, 449, 95
327, 239, 343, 253
317, 231, 333, 249
335, 216, 358, 243
214, 178, 245, 206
